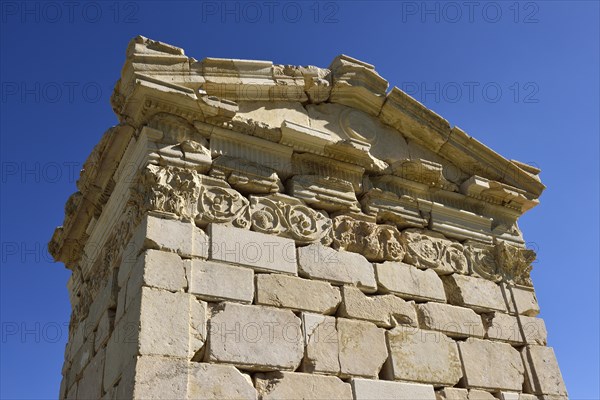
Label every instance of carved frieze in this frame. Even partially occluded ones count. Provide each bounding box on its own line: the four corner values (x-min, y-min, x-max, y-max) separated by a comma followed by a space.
287, 175, 361, 213
401, 230, 468, 275
464, 241, 503, 282
331, 215, 404, 262
197, 185, 250, 228
496, 241, 536, 287
210, 156, 283, 194
249, 194, 332, 245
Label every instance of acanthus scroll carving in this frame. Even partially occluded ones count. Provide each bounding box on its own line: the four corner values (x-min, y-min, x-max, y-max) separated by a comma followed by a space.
197, 186, 250, 228
401, 230, 468, 275
250, 194, 332, 245
496, 241, 536, 286
332, 216, 404, 262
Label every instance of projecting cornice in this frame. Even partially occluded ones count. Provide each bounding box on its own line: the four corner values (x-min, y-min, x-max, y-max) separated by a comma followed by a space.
50, 36, 544, 268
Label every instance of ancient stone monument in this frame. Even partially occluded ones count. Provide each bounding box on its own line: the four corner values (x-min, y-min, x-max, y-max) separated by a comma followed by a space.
49, 36, 567, 399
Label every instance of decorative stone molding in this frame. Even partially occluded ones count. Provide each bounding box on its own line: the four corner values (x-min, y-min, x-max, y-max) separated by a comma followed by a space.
401, 230, 468, 275
287, 175, 361, 213
331, 215, 404, 262
465, 241, 536, 287
249, 194, 332, 245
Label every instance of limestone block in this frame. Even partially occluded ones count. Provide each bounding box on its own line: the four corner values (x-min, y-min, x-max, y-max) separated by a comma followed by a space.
94, 309, 114, 353
384, 327, 463, 386
483, 312, 523, 343
505, 285, 540, 316
337, 318, 388, 378
458, 338, 524, 391
86, 277, 117, 334
255, 274, 341, 314
138, 287, 206, 359
375, 262, 447, 302
520, 316, 547, 345
103, 309, 138, 392
442, 274, 506, 312
188, 363, 257, 400
352, 378, 436, 400
206, 302, 303, 371
297, 243, 377, 292
77, 348, 105, 400
301, 313, 339, 374
132, 356, 188, 400
65, 382, 77, 400
468, 389, 496, 400
339, 285, 417, 328
130, 215, 209, 260
209, 224, 297, 274
495, 392, 538, 400
521, 346, 567, 396
416, 302, 484, 338
185, 259, 254, 303
255, 371, 352, 400
436, 387, 468, 400
129, 249, 187, 292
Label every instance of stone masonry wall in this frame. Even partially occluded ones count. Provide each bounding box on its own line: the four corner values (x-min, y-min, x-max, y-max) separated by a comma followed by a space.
50, 37, 567, 400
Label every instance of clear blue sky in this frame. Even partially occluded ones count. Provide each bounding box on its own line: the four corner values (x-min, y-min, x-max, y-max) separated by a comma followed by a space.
1, 1, 598, 399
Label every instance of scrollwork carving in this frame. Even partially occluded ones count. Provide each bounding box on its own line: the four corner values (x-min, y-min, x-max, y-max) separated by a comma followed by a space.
197, 186, 250, 228
464, 242, 503, 282
249, 195, 332, 244
332, 216, 404, 262
401, 230, 468, 275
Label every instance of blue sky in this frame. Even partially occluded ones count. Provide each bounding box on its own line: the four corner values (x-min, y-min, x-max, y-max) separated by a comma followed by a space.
1, 1, 598, 399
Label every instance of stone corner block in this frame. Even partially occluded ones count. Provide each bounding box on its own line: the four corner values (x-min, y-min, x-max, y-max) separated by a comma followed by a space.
522, 345, 567, 397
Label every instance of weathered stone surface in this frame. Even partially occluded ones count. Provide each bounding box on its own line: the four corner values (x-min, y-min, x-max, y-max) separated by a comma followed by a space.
131, 215, 209, 259
129, 249, 187, 292
297, 243, 377, 292
375, 262, 447, 302
255, 371, 352, 400
482, 312, 523, 343
505, 285, 540, 316
468, 389, 496, 400
522, 346, 567, 396
520, 316, 547, 345
185, 259, 254, 303
352, 378, 436, 400
77, 348, 105, 400
339, 285, 417, 328
436, 387, 468, 400
256, 274, 341, 314
416, 302, 484, 338
209, 224, 297, 274
188, 363, 257, 400
443, 274, 506, 312
458, 338, 525, 391
206, 302, 303, 371
384, 327, 463, 386
301, 313, 339, 374
337, 318, 388, 378
138, 287, 206, 359
132, 356, 188, 400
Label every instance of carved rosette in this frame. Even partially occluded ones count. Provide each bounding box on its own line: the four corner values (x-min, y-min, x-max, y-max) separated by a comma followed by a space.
464, 242, 503, 282
197, 186, 250, 228
332, 216, 404, 262
401, 230, 468, 275
249, 195, 332, 244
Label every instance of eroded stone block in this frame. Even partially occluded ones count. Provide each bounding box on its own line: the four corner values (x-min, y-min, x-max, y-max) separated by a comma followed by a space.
297, 243, 377, 292
458, 337, 524, 391
506, 285, 540, 317
522, 345, 567, 396
209, 224, 297, 274
185, 259, 254, 303
301, 313, 340, 375
339, 285, 417, 328
443, 274, 506, 312
482, 312, 523, 343
256, 274, 341, 314
375, 262, 447, 302
384, 327, 463, 386
206, 302, 303, 371
132, 356, 188, 400
255, 371, 352, 400
188, 363, 257, 400
352, 378, 436, 400
337, 318, 388, 378
130, 249, 187, 292
416, 302, 484, 338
